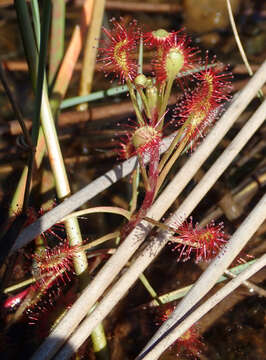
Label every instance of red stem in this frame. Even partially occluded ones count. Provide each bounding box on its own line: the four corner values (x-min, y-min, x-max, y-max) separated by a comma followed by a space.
121, 143, 160, 238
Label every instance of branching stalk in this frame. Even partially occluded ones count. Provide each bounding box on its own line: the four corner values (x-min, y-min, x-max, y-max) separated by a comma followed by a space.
127, 79, 145, 126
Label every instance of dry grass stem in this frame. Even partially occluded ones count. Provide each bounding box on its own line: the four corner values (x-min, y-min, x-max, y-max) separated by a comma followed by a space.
137, 252, 266, 360
224, 269, 266, 297
53, 0, 94, 98
226, 0, 253, 76
78, 0, 105, 110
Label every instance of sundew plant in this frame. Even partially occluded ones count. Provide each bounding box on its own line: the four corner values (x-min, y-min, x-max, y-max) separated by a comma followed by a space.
97, 19, 232, 246
2, 4, 265, 360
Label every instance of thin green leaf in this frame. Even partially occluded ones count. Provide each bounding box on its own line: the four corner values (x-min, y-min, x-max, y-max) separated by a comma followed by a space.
60, 84, 128, 109
14, 0, 38, 85
30, 0, 41, 49
31, 0, 51, 147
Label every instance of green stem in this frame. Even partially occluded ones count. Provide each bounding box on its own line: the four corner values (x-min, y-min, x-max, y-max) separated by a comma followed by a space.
60, 84, 128, 109
9, 128, 46, 216
136, 35, 143, 109
40, 86, 88, 275
139, 273, 161, 306
156, 133, 189, 196
158, 76, 174, 129
10, 8, 109, 352
129, 167, 140, 215
91, 322, 109, 358
157, 82, 165, 112
15, 0, 38, 85
62, 206, 131, 221
4, 277, 36, 294
158, 120, 190, 174
127, 80, 145, 126
81, 231, 120, 251
31, 0, 51, 147
23, 0, 51, 212
137, 87, 151, 119
32, 1, 108, 354
30, 0, 41, 48
0, 63, 32, 147
147, 260, 257, 306
48, 0, 65, 86
22, 152, 34, 212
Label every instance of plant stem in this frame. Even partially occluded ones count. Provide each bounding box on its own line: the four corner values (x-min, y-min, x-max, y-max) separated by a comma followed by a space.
82, 231, 120, 251
158, 122, 188, 174
78, 0, 103, 111
48, 0, 65, 86
226, 0, 264, 101
60, 84, 128, 108
0, 63, 32, 147
138, 154, 150, 192
91, 322, 108, 356
146, 260, 258, 306
130, 167, 140, 214
41, 0, 108, 349
24, 0, 52, 214
40, 86, 88, 276
137, 87, 151, 119
156, 134, 188, 196
127, 79, 145, 126
15, 0, 88, 276
9, 129, 46, 216
31, 0, 51, 146
30, 0, 41, 48
139, 273, 161, 306
158, 76, 174, 128
62, 206, 131, 221
143, 217, 199, 249
15, 0, 38, 84
137, 254, 266, 360
224, 269, 266, 297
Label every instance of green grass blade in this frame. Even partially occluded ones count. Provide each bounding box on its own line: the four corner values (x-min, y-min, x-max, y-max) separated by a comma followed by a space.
31, 0, 52, 146
49, 0, 65, 87
30, 0, 41, 49
14, 0, 38, 85
60, 84, 128, 109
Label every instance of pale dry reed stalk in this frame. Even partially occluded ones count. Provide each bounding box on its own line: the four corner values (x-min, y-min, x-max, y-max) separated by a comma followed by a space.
137, 251, 266, 360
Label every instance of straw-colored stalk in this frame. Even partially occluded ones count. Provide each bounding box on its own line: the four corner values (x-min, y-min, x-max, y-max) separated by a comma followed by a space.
137, 252, 266, 360
78, 0, 105, 110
